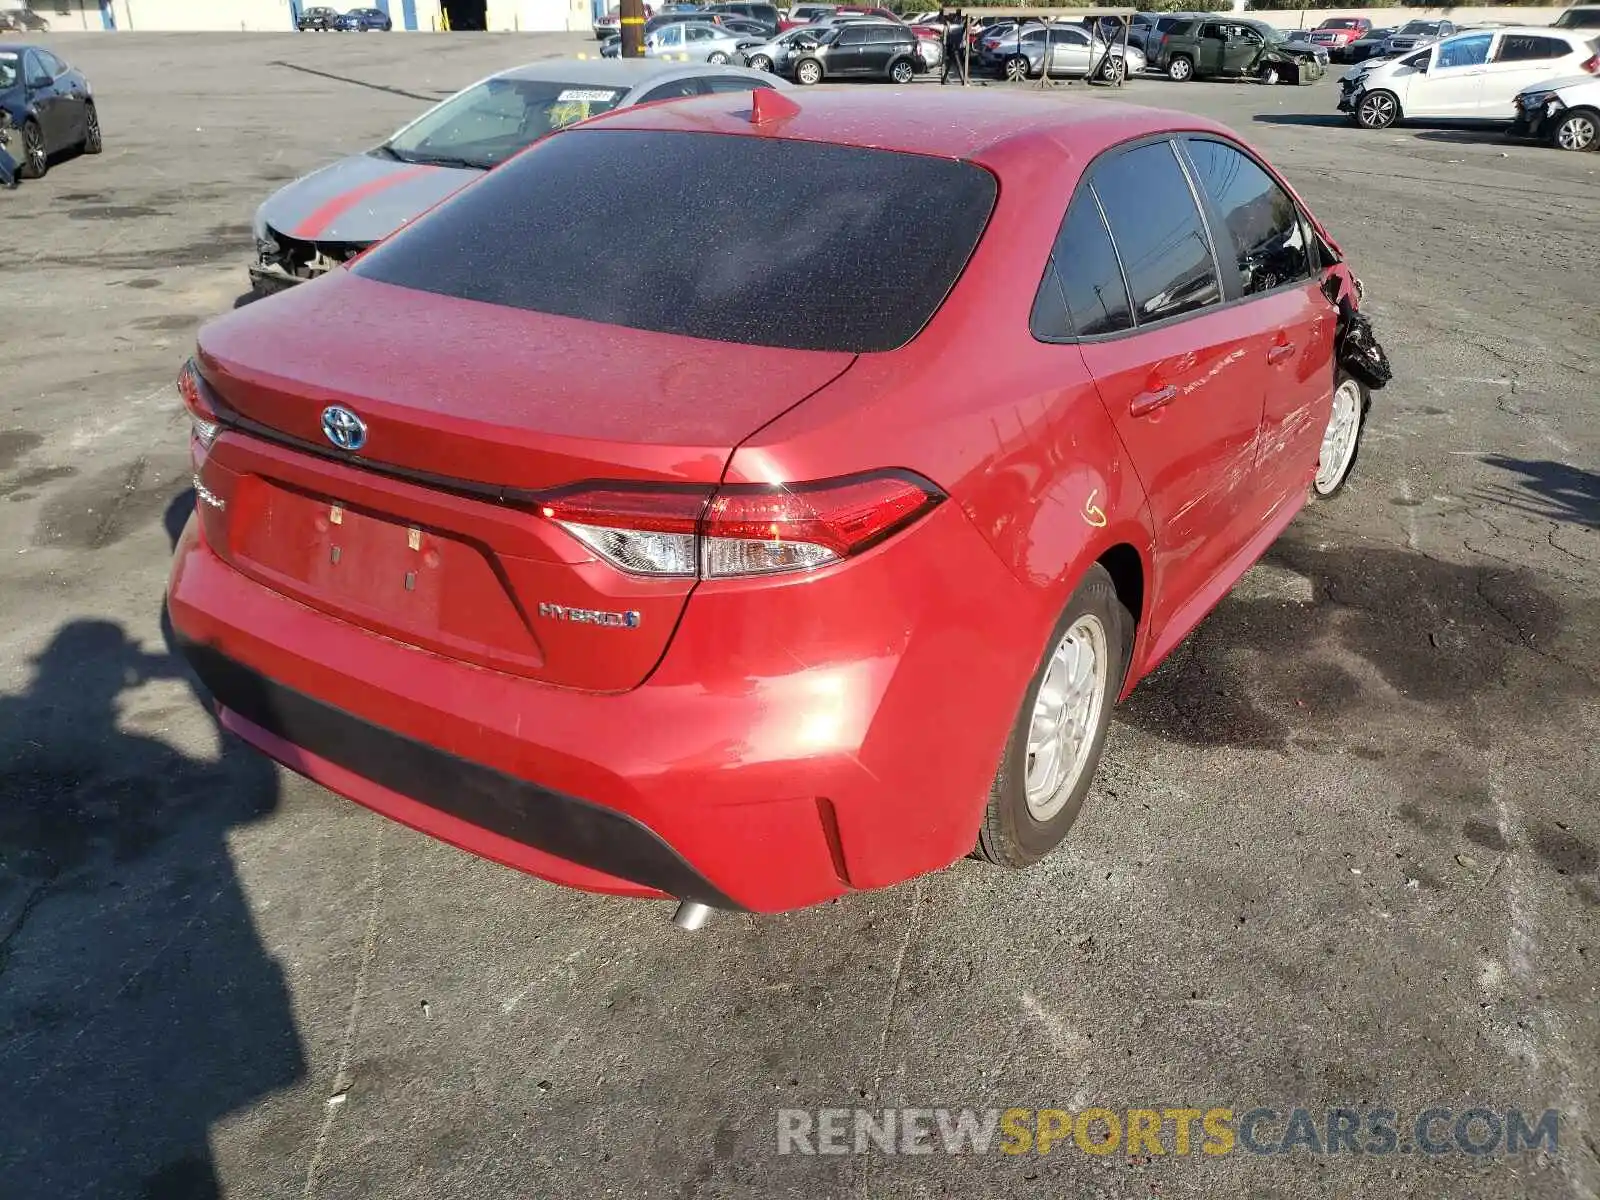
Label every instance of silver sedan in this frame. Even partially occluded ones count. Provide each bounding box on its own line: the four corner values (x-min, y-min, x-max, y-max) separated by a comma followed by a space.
602, 20, 758, 63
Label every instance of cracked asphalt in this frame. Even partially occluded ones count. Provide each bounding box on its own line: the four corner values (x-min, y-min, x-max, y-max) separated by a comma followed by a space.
1, 32, 1596, 1200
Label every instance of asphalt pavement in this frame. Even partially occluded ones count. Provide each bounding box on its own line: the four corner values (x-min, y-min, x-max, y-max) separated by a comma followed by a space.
0, 32, 1596, 1200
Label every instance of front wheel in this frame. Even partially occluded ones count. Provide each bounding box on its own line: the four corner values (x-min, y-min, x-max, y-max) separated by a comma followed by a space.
82, 101, 102, 154
794, 57, 823, 84
1167, 54, 1193, 82
1259, 64, 1281, 85
1313, 373, 1369, 498
889, 57, 916, 84
974, 565, 1130, 869
1356, 89, 1400, 129
707, 50, 730, 63
1098, 54, 1125, 82
747, 53, 773, 72
1553, 107, 1599, 152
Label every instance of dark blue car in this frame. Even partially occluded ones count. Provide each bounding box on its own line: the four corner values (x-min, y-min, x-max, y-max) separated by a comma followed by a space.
0, 43, 100, 181
335, 8, 394, 30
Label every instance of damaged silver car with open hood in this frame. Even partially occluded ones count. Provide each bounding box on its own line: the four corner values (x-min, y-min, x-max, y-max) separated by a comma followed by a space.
248, 59, 783, 294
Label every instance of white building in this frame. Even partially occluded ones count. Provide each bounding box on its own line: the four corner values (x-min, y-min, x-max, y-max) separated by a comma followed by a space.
28, 0, 595, 33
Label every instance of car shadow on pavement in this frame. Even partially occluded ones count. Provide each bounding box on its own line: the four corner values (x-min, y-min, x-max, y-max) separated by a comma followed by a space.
1251, 113, 1356, 129
1411, 128, 1523, 147
0, 492, 302, 1200
1479, 455, 1600, 530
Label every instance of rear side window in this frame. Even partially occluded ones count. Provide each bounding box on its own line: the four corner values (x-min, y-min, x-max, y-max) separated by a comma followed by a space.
354, 129, 997, 354
1493, 34, 1571, 61
1031, 192, 1132, 339
1183, 138, 1310, 297
1088, 141, 1220, 325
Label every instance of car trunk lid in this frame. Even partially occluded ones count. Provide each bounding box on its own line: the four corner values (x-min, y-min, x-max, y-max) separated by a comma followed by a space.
190, 272, 856, 691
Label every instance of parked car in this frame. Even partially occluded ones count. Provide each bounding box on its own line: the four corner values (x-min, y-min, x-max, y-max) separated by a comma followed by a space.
781, 3, 835, 28
1306, 16, 1370, 58
784, 20, 925, 83
1342, 25, 1396, 64
335, 8, 393, 31
1553, 6, 1600, 29
601, 20, 758, 61
984, 23, 1146, 83
0, 6, 48, 32
742, 24, 822, 71
296, 5, 341, 30
0, 43, 99, 180
1376, 20, 1458, 57
1339, 26, 1600, 129
1511, 72, 1600, 148
1148, 18, 1327, 84
172, 89, 1379, 919
249, 61, 782, 292
705, 1, 780, 36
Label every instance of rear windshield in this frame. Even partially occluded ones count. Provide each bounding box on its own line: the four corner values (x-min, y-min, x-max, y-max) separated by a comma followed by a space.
354, 128, 997, 354
1156, 17, 1191, 32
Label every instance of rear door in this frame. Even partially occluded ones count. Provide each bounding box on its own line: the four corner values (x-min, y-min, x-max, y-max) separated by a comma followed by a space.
1180, 136, 1334, 514
1061, 139, 1267, 628
1481, 32, 1581, 116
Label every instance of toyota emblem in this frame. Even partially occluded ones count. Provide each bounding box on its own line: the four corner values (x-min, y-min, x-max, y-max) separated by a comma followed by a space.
321, 405, 367, 452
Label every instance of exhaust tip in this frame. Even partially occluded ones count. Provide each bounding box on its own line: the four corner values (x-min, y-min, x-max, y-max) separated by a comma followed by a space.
671, 900, 713, 931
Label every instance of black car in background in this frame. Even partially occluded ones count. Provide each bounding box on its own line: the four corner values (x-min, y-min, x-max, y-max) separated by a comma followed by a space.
335, 7, 394, 30
0, 43, 100, 180
706, 2, 780, 36
784, 20, 924, 83
297, 6, 340, 29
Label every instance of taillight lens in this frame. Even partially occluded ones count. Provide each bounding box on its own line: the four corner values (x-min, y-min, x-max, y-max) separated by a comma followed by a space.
178, 359, 220, 468
539, 471, 943, 580
1582, 53, 1599, 74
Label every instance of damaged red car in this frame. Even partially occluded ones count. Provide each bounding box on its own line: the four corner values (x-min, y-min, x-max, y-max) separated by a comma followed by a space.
168, 89, 1383, 922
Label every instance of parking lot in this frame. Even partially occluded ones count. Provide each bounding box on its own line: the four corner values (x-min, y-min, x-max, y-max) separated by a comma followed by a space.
1, 28, 1598, 1200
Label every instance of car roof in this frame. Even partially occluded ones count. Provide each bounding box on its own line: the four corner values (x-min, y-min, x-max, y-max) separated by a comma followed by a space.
571, 87, 1235, 165
494, 59, 764, 88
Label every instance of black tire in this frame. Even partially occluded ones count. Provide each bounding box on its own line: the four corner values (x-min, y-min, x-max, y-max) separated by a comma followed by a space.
1355, 88, 1400, 130
1258, 64, 1281, 85
708, 50, 730, 64
747, 53, 773, 72
19, 118, 46, 179
1166, 53, 1193, 82
794, 57, 823, 84
1552, 107, 1599, 152
889, 56, 916, 83
1003, 54, 1030, 81
1312, 371, 1370, 499
974, 564, 1130, 869
82, 101, 102, 155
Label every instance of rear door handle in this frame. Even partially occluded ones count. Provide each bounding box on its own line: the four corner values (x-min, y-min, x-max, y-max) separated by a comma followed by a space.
1130, 384, 1178, 416
1267, 342, 1296, 365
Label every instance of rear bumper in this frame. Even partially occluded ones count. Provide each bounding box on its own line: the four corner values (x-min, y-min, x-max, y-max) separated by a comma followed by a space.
167, 496, 1041, 912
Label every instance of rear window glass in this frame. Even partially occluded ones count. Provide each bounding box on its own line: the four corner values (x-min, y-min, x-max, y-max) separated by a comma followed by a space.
354, 128, 997, 354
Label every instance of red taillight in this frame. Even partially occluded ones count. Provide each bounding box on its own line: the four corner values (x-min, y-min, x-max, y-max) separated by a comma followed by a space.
178, 359, 220, 467
1582, 53, 1600, 74
539, 472, 943, 580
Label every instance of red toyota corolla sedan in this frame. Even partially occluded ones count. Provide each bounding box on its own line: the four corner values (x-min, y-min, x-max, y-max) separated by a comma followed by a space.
168, 89, 1379, 920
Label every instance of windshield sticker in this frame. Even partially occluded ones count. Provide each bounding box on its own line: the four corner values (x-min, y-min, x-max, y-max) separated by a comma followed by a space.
557, 88, 622, 102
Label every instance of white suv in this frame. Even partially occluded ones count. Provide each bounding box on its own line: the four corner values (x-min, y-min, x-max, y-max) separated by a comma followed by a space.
1512, 73, 1600, 149
1338, 25, 1600, 128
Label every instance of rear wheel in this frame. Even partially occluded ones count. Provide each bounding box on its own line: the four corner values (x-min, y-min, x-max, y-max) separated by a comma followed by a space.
1553, 107, 1599, 152
890, 56, 916, 83
1003, 54, 1030, 81
19, 118, 46, 179
707, 50, 730, 63
1167, 53, 1193, 81
795, 57, 823, 84
975, 565, 1130, 869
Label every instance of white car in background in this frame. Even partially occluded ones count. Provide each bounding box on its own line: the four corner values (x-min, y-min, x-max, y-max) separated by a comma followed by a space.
1338, 25, 1600, 128
1511, 73, 1600, 149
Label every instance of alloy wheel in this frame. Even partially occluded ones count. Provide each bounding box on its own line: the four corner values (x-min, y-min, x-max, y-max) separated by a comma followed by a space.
24, 121, 45, 177
1023, 615, 1109, 822
1358, 91, 1397, 129
749, 54, 772, 71
1556, 112, 1597, 152
1004, 55, 1028, 81
1315, 379, 1363, 494
891, 60, 914, 83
